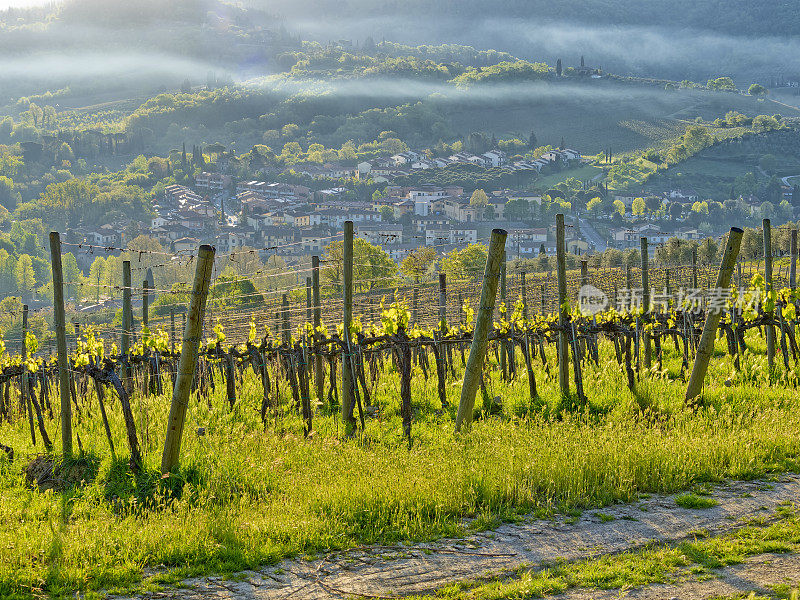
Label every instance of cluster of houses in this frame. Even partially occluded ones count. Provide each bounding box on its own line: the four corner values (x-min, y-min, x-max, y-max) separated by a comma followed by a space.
122, 179, 599, 262
356, 148, 583, 183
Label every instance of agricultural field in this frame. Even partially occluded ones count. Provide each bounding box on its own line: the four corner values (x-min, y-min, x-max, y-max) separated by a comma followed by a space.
445, 81, 773, 154
2, 229, 800, 599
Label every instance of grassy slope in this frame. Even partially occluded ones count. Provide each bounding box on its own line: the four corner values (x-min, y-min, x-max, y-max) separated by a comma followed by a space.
0, 326, 799, 598
447, 82, 770, 155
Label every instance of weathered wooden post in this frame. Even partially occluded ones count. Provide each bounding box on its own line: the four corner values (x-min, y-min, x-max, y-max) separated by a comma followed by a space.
50, 232, 72, 457
791, 229, 798, 290
122, 261, 133, 394
412, 283, 419, 324
499, 252, 507, 379
341, 221, 357, 436
556, 214, 570, 397
170, 308, 176, 353
312, 255, 324, 403
641, 237, 651, 369
455, 228, 507, 432
22, 304, 35, 446
764, 219, 776, 369
281, 294, 290, 345
521, 271, 528, 319
692, 246, 698, 290
685, 228, 743, 403
580, 260, 588, 288
142, 278, 150, 328
540, 283, 546, 314
439, 272, 448, 333
306, 277, 313, 324
161, 244, 215, 473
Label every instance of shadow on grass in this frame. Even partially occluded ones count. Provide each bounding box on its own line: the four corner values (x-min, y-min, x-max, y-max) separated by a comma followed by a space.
102, 458, 203, 513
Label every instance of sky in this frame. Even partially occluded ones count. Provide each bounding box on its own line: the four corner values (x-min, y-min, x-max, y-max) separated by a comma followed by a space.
0, 0, 55, 8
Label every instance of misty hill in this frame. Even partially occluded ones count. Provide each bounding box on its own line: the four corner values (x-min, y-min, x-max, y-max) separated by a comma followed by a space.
257, 0, 800, 38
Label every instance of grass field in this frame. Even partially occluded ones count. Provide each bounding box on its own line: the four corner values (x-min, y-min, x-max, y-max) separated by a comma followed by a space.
1, 325, 800, 599
446, 80, 769, 154
535, 164, 604, 189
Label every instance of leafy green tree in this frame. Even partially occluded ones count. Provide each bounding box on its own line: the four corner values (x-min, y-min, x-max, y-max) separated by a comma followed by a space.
13, 254, 35, 297
210, 269, 265, 310
323, 238, 397, 295
748, 83, 768, 97
469, 189, 489, 207
400, 247, 436, 281
586, 197, 602, 215
707, 77, 735, 91
88, 256, 108, 303
631, 197, 645, 216
505, 198, 530, 221
379, 205, 395, 222
697, 238, 719, 264
440, 243, 488, 280
62, 252, 82, 301
645, 196, 662, 214
613, 199, 626, 216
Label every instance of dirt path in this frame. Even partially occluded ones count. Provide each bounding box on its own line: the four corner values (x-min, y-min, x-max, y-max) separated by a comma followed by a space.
115, 475, 800, 599
563, 552, 800, 600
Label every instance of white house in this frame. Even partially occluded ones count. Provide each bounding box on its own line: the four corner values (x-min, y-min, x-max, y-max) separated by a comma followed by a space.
482, 150, 507, 167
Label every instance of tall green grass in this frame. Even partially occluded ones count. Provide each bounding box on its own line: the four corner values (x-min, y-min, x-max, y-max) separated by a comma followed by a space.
0, 333, 798, 598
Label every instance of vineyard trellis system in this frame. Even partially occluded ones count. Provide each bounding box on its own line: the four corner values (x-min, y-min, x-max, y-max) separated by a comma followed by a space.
0, 219, 797, 477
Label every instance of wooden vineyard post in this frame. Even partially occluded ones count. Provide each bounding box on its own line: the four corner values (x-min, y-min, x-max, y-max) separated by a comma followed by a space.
50, 232, 72, 458
161, 244, 215, 474
540, 283, 545, 315
439, 272, 447, 334
625, 264, 632, 309
455, 228, 507, 432
170, 308, 176, 353
499, 252, 507, 380
791, 229, 798, 290
641, 237, 651, 370
142, 277, 151, 396
306, 277, 313, 323
22, 304, 35, 446
580, 260, 588, 289
521, 271, 528, 319
685, 227, 743, 404
341, 221, 357, 436
556, 214, 570, 397
764, 219, 776, 369
312, 255, 324, 404
142, 278, 150, 329
692, 247, 698, 289
281, 294, 290, 345
122, 261, 133, 394
412, 283, 419, 324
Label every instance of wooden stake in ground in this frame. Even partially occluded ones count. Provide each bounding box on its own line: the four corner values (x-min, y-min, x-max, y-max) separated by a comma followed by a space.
764, 219, 776, 370
161, 244, 215, 474
311, 255, 324, 404
556, 214, 570, 397
641, 237, 651, 370
122, 261, 133, 394
791, 229, 797, 290
685, 227, 743, 404
455, 228, 507, 432
50, 232, 72, 458
21, 304, 35, 446
499, 252, 507, 380
341, 221, 357, 436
